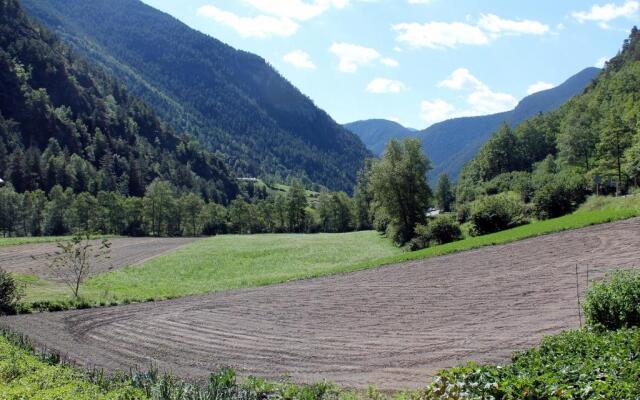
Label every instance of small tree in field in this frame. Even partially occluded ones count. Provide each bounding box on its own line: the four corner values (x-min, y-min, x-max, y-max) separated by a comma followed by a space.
48, 233, 111, 299
0, 268, 24, 315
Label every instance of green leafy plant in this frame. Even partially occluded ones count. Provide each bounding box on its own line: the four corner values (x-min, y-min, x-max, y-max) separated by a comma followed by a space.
0, 268, 24, 315
584, 270, 640, 330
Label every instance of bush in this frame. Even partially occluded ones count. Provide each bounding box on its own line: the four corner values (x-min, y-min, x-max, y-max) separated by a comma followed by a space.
0, 268, 24, 315
407, 215, 463, 251
426, 215, 462, 245
584, 270, 640, 331
469, 193, 526, 235
533, 171, 589, 219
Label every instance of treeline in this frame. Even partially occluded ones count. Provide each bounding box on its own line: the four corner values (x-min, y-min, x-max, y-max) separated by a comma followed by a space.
0, 0, 238, 205
0, 179, 366, 237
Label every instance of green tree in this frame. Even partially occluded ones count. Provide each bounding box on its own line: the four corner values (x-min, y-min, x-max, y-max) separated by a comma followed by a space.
228, 197, 253, 234
143, 179, 176, 236
434, 174, 455, 212
122, 196, 145, 236
66, 192, 98, 232
44, 185, 70, 235
179, 193, 205, 236
200, 202, 227, 235
353, 160, 374, 230
623, 131, 640, 185
0, 185, 21, 236
286, 180, 307, 233
475, 124, 523, 181
370, 138, 432, 245
22, 190, 46, 236
598, 114, 633, 192
558, 103, 598, 170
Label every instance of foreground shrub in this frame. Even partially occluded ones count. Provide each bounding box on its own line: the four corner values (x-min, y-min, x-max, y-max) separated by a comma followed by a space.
470, 193, 526, 235
425, 328, 640, 399
584, 270, 640, 331
533, 172, 590, 219
0, 269, 23, 315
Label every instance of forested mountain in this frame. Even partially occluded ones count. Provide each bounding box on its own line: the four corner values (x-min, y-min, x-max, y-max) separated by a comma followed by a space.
420, 67, 600, 183
22, 0, 371, 192
457, 27, 640, 208
0, 0, 238, 203
344, 119, 417, 155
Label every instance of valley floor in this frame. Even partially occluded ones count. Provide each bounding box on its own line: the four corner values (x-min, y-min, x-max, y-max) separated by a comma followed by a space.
2, 218, 639, 390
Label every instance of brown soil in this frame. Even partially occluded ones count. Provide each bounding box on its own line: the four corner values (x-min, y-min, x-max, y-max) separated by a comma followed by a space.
0, 237, 197, 281
2, 219, 639, 390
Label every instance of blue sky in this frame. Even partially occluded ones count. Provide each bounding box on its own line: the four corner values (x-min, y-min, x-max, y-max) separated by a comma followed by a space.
140, 0, 639, 129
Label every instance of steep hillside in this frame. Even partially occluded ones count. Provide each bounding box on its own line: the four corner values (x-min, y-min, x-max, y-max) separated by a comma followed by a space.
22, 0, 371, 192
344, 119, 417, 155
0, 0, 237, 202
457, 27, 640, 204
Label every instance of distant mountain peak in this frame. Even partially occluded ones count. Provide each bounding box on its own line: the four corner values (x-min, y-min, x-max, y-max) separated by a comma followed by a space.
346, 67, 600, 184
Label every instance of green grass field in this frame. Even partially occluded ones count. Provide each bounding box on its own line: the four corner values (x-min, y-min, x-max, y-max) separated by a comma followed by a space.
15, 202, 640, 308
20, 231, 402, 305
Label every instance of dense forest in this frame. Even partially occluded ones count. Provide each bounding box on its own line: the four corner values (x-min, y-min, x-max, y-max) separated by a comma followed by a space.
0, 0, 239, 204
0, 0, 367, 238
22, 0, 371, 192
457, 27, 640, 214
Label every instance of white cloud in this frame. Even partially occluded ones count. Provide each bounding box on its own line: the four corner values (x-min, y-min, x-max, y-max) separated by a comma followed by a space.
438, 68, 483, 90
420, 68, 517, 126
381, 57, 400, 67
408, 0, 434, 3
197, 5, 298, 38
466, 87, 517, 115
329, 42, 381, 72
393, 21, 489, 49
366, 78, 407, 93
572, 1, 639, 27
198, 0, 368, 39
595, 56, 609, 68
526, 81, 555, 95
393, 14, 549, 49
420, 99, 456, 125
241, 0, 349, 21
283, 50, 317, 69
477, 14, 550, 36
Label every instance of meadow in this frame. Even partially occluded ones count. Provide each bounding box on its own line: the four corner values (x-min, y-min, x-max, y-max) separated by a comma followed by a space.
12, 197, 640, 309
20, 231, 402, 305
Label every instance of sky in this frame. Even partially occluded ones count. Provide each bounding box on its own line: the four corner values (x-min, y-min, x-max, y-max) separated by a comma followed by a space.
140, 0, 640, 129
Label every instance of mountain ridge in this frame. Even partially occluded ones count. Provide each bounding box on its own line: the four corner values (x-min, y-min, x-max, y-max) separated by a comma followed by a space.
347, 67, 601, 183
22, 0, 371, 192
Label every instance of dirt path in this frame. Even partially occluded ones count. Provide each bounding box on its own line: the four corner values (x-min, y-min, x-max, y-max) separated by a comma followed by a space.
2, 219, 639, 390
0, 237, 198, 281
